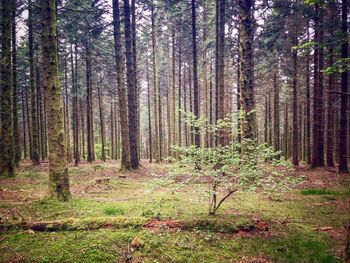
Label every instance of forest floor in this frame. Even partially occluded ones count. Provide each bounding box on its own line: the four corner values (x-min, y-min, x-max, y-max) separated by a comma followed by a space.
0, 160, 349, 263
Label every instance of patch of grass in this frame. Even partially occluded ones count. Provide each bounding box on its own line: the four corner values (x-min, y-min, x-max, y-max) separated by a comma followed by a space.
103, 207, 125, 216
300, 188, 345, 196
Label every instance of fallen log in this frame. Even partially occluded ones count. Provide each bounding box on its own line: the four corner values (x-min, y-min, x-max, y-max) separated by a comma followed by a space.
0, 217, 147, 232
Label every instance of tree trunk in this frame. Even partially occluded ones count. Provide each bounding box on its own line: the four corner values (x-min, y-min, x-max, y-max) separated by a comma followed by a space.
72, 43, 80, 166
178, 41, 182, 148
192, 0, 200, 148
85, 39, 94, 163
113, 0, 131, 169
305, 22, 311, 164
0, 0, 15, 176
12, 0, 20, 167
151, 3, 160, 162
171, 29, 176, 156
238, 0, 256, 141
146, 58, 153, 162
97, 84, 106, 162
123, 0, 139, 169
41, 0, 70, 201
326, 44, 335, 167
216, 0, 226, 146
273, 69, 280, 151
311, 5, 320, 168
339, 0, 348, 173
29, 0, 40, 166
292, 35, 299, 166
64, 53, 72, 163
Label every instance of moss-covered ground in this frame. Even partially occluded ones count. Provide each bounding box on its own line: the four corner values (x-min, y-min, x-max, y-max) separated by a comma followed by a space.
0, 160, 348, 262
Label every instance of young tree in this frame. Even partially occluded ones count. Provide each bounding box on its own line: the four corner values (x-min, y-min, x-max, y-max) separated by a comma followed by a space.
41, 0, 70, 200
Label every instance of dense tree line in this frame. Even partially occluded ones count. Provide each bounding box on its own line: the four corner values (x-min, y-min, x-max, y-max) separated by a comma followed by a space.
0, 0, 349, 196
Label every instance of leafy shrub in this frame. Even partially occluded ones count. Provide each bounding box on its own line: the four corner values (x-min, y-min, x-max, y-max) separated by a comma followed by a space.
159, 112, 301, 215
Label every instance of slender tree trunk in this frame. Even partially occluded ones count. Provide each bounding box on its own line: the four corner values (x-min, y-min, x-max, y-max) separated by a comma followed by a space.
326, 44, 335, 167
80, 99, 85, 159
178, 41, 182, 148
131, 0, 140, 160
268, 92, 272, 146
85, 39, 94, 163
171, 29, 176, 156
110, 103, 114, 160
317, 9, 325, 166
26, 89, 33, 159
192, 0, 200, 148
146, 58, 153, 162
41, 0, 70, 200
151, 3, 160, 162
64, 53, 72, 163
21, 89, 28, 159
12, 0, 20, 167
124, 0, 139, 169
305, 23, 311, 164
72, 43, 80, 166
216, 0, 226, 146
113, 0, 131, 169
339, 0, 348, 173
311, 5, 320, 168
273, 68, 280, 151
29, 0, 40, 165
97, 84, 106, 162
209, 61, 214, 147
284, 102, 288, 158
292, 35, 299, 166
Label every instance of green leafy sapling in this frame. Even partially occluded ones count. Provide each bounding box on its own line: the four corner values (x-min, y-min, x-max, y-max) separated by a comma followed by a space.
160, 112, 301, 215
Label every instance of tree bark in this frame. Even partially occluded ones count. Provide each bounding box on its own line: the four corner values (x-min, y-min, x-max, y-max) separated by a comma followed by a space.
113, 0, 131, 169
29, 0, 40, 166
123, 0, 139, 169
339, 0, 348, 173
292, 35, 299, 166
41, 0, 70, 200
0, 0, 15, 176
97, 83, 106, 162
238, 0, 256, 141
12, 0, 20, 167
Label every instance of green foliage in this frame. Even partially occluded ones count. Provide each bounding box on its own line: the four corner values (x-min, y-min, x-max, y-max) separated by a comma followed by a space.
322, 58, 350, 74
157, 113, 300, 215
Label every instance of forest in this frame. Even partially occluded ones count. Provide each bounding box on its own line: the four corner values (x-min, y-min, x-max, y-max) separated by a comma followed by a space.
0, 0, 350, 261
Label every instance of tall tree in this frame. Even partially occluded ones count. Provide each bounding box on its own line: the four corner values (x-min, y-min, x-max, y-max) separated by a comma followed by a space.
339, 0, 348, 173
124, 0, 139, 169
151, 2, 160, 162
0, 0, 15, 176
192, 0, 200, 147
113, 0, 131, 170
41, 0, 70, 200
12, 0, 20, 167
238, 0, 256, 141
292, 33, 298, 166
29, 0, 40, 165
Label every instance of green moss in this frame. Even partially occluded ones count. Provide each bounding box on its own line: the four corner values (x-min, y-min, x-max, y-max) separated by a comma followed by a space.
300, 188, 349, 196
103, 207, 125, 216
